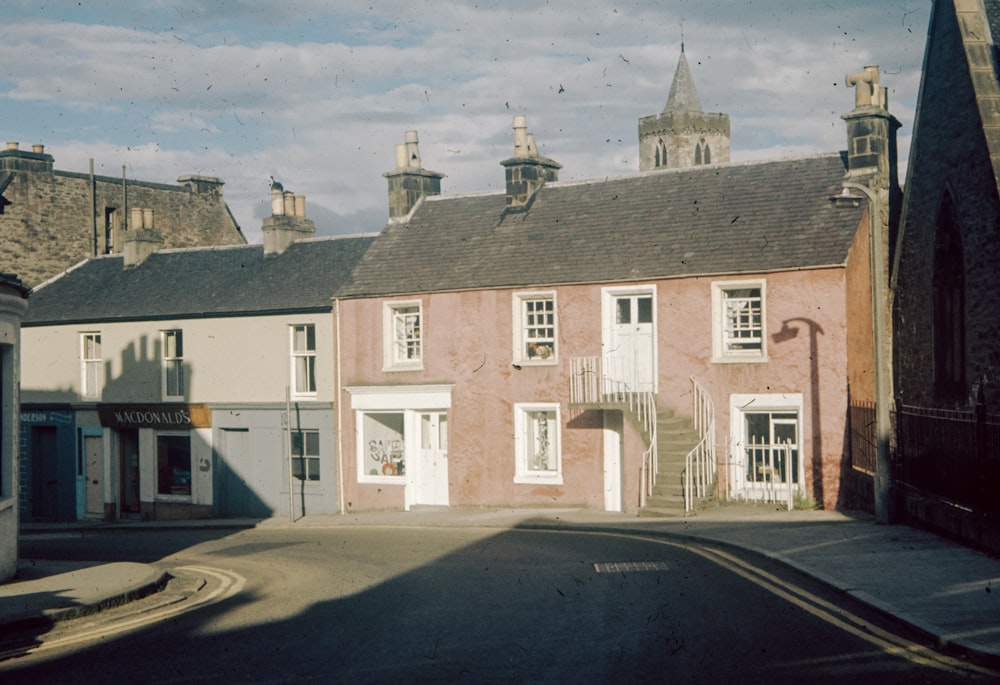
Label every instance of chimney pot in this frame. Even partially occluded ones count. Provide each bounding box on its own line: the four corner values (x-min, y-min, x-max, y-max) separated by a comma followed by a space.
405, 130, 421, 168
512, 115, 529, 158
31, 144, 44, 154
271, 187, 284, 215
130, 207, 143, 230
395, 143, 408, 170
283, 191, 295, 216
142, 207, 154, 229
5, 142, 18, 151
294, 195, 306, 218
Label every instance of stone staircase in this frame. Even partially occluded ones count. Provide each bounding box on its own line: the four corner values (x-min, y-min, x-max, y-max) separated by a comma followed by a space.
640, 413, 705, 517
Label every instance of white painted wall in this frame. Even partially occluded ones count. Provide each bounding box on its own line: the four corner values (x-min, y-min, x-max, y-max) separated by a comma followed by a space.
21, 312, 334, 404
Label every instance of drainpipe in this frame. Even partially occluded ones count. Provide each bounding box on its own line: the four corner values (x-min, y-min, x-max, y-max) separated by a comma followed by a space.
843, 181, 893, 524
334, 298, 346, 515
90, 159, 97, 257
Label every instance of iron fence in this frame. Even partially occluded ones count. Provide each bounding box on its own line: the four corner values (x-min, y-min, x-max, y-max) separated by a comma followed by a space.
895, 401, 1000, 515
848, 400, 877, 475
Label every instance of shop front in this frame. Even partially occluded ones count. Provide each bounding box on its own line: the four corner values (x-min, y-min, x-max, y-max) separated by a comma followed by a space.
98, 404, 213, 520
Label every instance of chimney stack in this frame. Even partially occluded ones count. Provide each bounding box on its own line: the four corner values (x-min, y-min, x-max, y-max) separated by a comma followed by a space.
261, 179, 315, 254
842, 64, 900, 188
500, 115, 561, 212
383, 131, 444, 220
122, 208, 164, 267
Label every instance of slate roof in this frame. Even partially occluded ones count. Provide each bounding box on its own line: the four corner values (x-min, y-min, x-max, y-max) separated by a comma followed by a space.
338, 153, 865, 299
25, 234, 375, 325
664, 46, 702, 113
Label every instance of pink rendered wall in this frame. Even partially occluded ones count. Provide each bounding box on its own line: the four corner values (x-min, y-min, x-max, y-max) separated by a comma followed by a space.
337, 266, 850, 512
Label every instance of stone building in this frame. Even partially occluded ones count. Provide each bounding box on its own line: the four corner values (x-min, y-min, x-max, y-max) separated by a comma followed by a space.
638, 45, 731, 171
0, 273, 28, 581
891, 0, 1000, 551
0, 142, 246, 287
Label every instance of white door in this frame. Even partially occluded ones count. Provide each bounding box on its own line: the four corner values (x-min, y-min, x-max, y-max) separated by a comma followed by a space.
603, 412, 623, 512
409, 412, 449, 507
84, 435, 104, 518
605, 293, 655, 393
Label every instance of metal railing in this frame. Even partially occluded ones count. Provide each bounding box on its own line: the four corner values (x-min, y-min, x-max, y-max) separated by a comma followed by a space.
895, 401, 1000, 514
741, 437, 796, 510
683, 377, 716, 512
569, 356, 658, 506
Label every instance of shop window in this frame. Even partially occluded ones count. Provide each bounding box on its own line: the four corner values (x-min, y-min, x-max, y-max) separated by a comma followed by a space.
291, 429, 320, 481
514, 292, 557, 363
156, 433, 192, 497
514, 403, 562, 484
81, 332, 103, 399
360, 412, 405, 479
162, 329, 184, 399
291, 324, 317, 396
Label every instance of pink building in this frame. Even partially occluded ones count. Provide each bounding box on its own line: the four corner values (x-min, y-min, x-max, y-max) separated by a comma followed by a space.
334, 61, 896, 516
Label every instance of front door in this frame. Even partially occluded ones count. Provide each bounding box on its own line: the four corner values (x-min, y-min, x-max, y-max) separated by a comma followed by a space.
603, 411, 623, 512
408, 412, 449, 507
30, 426, 59, 520
84, 435, 104, 518
605, 292, 655, 394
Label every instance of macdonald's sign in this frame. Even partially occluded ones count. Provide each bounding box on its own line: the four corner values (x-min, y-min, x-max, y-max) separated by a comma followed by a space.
97, 404, 211, 429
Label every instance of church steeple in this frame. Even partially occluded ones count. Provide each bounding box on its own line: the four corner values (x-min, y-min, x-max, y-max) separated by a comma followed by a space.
638, 45, 730, 171
663, 43, 703, 113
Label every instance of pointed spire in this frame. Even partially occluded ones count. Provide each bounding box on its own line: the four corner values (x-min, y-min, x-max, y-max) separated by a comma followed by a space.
663, 46, 702, 113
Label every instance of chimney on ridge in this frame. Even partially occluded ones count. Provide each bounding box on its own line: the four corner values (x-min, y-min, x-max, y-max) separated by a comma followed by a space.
383, 131, 444, 220
500, 115, 561, 212
842, 64, 900, 189
262, 178, 315, 254
123, 208, 164, 268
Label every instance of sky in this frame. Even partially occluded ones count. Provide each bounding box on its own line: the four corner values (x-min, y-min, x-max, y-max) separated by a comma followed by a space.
2, 1, 930, 243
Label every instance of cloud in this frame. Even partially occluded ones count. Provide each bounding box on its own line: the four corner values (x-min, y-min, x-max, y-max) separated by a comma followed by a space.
1, 2, 929, 244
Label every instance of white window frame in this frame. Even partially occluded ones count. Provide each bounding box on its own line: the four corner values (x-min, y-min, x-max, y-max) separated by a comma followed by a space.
514, 402, 563, 485
290, 324, 317, 398
161, 329, 184, 400
348, 385, 454, 485
291, 428, 321, 482
513, 291, 558, 365
80, 332, 103, 399
729, 393, 804, 500
712, 279, 767, 362
383, 300, 423, 371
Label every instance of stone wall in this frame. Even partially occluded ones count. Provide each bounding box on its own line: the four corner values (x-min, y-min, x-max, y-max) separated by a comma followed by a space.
0, 156, 245, 287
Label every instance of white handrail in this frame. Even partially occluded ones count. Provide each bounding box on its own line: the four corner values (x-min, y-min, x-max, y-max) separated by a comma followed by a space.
683, 377, 716, 512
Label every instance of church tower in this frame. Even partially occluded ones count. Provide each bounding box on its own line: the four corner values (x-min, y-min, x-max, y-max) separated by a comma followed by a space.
638, 45, 730, 171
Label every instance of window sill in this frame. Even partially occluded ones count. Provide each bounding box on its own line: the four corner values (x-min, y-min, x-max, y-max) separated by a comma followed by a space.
711, 355, 769, 365
383, 364, 424, 373
514, 474, 563, 486
155, 494, 192, 502
513, 359, 559, 367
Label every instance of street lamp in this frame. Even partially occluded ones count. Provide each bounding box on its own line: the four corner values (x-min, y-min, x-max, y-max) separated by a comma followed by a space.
842, 180, 893, 524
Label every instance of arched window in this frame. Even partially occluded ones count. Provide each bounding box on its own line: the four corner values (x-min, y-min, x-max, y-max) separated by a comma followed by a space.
695, 138, 710, 165
933, 193, 966, 400
655, 139, 667, 168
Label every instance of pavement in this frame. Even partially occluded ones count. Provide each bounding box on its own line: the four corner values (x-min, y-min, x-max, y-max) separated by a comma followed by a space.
4, 503, 1000, 665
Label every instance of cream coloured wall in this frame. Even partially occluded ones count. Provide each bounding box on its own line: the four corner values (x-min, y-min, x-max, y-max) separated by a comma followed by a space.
22, 312, 335, 404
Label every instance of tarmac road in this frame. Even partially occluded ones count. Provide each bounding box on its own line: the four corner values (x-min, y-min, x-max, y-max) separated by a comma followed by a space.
3, 523, 996, 684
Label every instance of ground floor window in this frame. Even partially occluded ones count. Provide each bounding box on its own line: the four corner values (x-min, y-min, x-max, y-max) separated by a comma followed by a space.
291, 429, 320, 481
361, 412, 405, 478
730, 394, 802, 502
157, 433, 192, 497
514, 403, 562, 484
